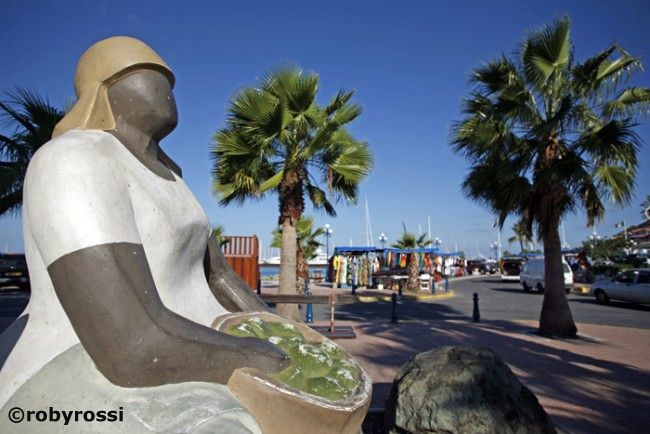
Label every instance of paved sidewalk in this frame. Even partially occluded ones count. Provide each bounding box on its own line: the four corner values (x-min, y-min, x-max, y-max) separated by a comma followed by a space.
320, 318, 650, 434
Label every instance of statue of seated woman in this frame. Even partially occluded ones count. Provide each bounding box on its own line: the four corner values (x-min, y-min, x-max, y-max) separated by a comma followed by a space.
0, 36, 289, 433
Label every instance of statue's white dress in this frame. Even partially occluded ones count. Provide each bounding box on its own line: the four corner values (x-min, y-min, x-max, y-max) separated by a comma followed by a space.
0, 130, 258, 433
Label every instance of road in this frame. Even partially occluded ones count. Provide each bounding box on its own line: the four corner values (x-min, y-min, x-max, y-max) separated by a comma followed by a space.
330, 275, 650, 330
2, 275, 649, 333
448, 275, 650, 329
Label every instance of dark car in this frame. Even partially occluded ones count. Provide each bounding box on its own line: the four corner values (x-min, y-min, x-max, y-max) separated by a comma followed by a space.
499, 257, 525, 281
0, 254, 30, 291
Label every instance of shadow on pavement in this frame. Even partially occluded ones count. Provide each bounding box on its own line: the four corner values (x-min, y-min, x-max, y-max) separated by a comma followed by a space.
569, 298, 650, 312
335, 300, 650, 434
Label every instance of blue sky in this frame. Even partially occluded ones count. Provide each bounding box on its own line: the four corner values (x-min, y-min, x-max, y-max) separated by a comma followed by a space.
2, 0, 649, 257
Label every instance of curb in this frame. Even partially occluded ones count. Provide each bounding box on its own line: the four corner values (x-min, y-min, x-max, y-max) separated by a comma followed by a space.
356, 291, 455, 303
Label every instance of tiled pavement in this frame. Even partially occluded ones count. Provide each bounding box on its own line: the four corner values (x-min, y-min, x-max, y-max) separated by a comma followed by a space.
261, 281, 650, 433
325, 318, 650, 434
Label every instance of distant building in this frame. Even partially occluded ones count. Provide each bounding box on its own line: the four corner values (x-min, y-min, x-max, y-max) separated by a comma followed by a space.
615, 220, 650, 250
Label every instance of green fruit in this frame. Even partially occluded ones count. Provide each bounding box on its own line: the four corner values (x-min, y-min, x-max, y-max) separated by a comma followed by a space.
272, 336, 304, 354
307, 377, 346, 401
228, 321, 261, 338
330, 367, 359, 391
317, 340, 344, 359
226, 317, 361, 400
333, 358, 361, 379
286, 343, 333, 379
265, 321, 304, 340
271, 365, 308, 391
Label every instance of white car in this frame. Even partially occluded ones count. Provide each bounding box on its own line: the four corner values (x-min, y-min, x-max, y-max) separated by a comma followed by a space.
520, 257, 573, 294
592, 269, 650, 304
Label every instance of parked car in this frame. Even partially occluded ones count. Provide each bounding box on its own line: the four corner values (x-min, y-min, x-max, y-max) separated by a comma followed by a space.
0, 254, 30, 291
466, 259, 497, 275
499, 257, 525, 281
591, 269, 650, 305
520, 257, 573, 294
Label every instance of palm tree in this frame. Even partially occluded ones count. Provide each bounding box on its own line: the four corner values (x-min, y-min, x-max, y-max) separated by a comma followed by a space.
211, 225, 230, 248
0, 88, 64, 216
507, 220, 533, 253
450, 17, 647, 337
392, 225, 431, 291
271, 216, 324, 294
211, 65, 373, 319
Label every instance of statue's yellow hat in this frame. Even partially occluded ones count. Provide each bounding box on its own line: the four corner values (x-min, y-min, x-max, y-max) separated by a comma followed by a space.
53, 36, 175, 138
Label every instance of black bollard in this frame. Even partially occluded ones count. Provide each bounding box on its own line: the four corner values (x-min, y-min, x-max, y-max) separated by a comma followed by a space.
304, 280, 313, 324
391, 293, 398, 324
351, 284, 357, 296
398, 285, 403, 298
473, 292, 480, 322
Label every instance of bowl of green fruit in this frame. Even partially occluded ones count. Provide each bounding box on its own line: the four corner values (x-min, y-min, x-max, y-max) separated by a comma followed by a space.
213, 312, 371, 434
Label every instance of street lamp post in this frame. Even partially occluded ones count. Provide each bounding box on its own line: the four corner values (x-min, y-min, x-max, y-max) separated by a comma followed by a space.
324, 224, 333, 258
490, 242, 500, 259
589, 232, 601, 249
378, 233, 387, 249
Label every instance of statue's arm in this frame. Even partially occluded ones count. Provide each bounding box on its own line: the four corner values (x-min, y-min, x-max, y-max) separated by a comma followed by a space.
24, 145, 287, 387
47, 243, 286, 387
204, 236, 269, 312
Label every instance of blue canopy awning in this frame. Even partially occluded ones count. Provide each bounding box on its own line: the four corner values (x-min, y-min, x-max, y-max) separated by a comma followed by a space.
333, 246, 378, 253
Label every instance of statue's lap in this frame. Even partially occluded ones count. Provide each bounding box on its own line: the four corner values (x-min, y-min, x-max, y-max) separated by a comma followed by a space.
1, 344, 261, 433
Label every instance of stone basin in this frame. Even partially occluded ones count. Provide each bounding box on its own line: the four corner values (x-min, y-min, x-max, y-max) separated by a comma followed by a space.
213, 311, 372, 434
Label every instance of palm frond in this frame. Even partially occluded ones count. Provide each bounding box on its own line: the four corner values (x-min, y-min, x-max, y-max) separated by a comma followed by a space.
471, 56, 522, 94
593, 164, 635, 206
603, 87, 650, 118
522, 16, 571, 91
304, 181, 336, 216
325, 90, 354, 115
286, 72, 318, 115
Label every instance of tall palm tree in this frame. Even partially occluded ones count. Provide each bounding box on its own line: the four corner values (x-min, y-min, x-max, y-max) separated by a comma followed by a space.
451, 17, 647, 337
212, 65, 373, 319
0, 88, 64, 216
211, 224, 230, 248
507, 220, 533, 253
271, 216, 324, 294
392, 225, 431, 291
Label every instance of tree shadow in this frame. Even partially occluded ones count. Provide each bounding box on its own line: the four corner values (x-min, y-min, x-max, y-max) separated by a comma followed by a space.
484, 285, 539, 295
335, 300, 650, 434
570, 298, 650, 312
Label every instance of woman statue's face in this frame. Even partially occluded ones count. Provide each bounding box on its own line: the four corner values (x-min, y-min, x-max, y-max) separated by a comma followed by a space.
107, 69, 178, 140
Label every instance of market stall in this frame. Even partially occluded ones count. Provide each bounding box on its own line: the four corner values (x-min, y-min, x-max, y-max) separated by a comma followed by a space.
329, 246, 379, 289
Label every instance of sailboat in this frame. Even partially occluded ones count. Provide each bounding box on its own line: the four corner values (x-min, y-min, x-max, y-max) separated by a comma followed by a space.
262, 249, 328, 266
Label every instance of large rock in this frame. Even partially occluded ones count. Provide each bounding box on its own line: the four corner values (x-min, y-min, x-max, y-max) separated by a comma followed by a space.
384, 346, 556, 434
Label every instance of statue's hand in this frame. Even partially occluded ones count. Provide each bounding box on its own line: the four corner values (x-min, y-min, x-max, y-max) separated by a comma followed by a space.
238, 337, 291, 374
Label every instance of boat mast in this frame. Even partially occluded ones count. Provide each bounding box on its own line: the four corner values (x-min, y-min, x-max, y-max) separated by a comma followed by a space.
364, 196, 374, 246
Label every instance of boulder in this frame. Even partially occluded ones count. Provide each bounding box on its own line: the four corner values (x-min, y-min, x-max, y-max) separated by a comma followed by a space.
384, 346, 556, 434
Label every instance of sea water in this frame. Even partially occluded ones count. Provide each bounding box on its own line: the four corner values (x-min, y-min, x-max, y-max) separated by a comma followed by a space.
226, 317, 360, 400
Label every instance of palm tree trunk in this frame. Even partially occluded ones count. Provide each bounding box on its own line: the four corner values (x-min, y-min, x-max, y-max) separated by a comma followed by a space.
296, 247, 307, 295
276, 170, 303, 321
406, 252, 419, 292
538, 213, 577, 338
518, 237, 524, 253
277, 217, 300, 320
